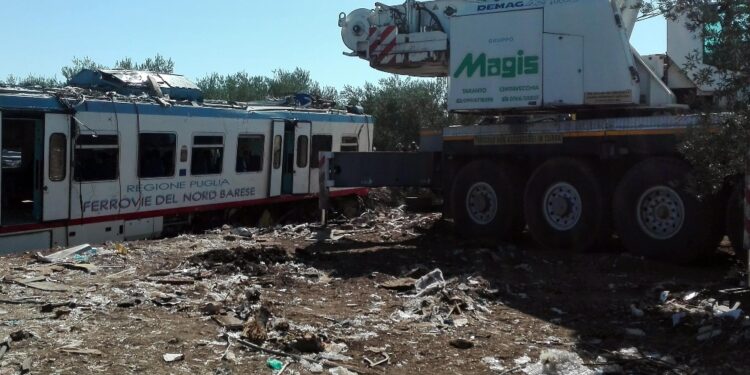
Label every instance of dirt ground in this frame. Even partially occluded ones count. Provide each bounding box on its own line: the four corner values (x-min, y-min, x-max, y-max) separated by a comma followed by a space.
0, 193, 749, 375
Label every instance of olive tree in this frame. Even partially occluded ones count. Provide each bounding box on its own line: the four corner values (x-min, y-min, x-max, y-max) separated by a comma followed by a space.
643, 0, 749, 193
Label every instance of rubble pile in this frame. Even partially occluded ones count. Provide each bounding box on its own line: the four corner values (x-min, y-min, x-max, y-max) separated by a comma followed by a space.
0, 195, 749, 374
642, 287, 749, 343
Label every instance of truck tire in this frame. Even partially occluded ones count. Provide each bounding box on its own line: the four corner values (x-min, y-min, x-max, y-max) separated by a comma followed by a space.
523, 158, 609, 251
725, 181, 748, 263
450, 160, 523, 239
613, 158, 716, 263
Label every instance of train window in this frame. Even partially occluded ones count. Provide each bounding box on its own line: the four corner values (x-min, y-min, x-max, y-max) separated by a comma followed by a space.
49, 133, 66, 182
236, 135, 264, 173
296, 135, 309, 168
341, 136, 359, 152
73, 134, 119, 182
310, 135, 332, 168
191, 135, 224, 175
139, 133, 176, 178
272, 135, 282, 169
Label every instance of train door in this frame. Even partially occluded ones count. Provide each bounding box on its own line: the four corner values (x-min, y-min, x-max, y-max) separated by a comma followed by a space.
0, 113, 43, 226
43, 114, 70, 221
282, 124, 295, 194
292, 121, 312, 194
269, 120, 286, 197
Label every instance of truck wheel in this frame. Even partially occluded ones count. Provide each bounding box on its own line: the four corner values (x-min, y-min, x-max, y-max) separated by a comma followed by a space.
524, 158, 609, 251
613, 158, 716, 263
725, 181, 748, 263
450, 160, 523, 239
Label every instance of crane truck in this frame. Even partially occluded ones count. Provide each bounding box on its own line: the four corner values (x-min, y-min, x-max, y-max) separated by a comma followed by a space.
323, 0, 747, 264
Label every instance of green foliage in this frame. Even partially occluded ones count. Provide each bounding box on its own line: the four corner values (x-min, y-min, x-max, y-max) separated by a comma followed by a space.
61, 57, 107, 80
1, 74, 60, 88
195, 68, 340, 103
680, 111, 750, 193
648, 0, 750, 193
268, 68, 314, 97
341, 76, 450, 150
113, 54, 175, 74
196, 72, 270, 101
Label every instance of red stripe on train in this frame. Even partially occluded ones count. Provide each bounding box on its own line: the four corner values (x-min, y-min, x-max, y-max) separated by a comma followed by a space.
0, 188, 368, 235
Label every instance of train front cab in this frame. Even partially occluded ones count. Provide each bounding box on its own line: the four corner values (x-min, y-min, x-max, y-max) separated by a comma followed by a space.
0, 111, 70, 254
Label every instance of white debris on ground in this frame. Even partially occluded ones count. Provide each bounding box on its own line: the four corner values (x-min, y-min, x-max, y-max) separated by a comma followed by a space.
522, 350, 595, 375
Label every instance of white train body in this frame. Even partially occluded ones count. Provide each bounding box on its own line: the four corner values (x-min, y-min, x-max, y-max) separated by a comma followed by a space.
0, 87, 372, 253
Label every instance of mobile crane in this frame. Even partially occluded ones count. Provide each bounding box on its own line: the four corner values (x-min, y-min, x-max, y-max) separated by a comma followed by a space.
324, 0, 745, 263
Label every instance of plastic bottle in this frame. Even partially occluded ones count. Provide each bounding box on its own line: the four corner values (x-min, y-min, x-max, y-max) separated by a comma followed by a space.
266, 358, 284, 371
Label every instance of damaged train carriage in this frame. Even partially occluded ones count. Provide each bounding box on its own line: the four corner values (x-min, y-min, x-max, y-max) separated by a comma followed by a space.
0, 70, 372, 253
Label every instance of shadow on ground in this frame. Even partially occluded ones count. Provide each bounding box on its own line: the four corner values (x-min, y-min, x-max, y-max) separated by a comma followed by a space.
298, 217, 750, 373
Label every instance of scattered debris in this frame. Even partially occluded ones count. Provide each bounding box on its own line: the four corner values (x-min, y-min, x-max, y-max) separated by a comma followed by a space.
14, 278, 71, 293
302, 360, 325, 373
163, 353, 185, 363
481, 357, 506, 372
363, 352, 389, 367
514, 355, 531, 366
625, 328, 646, 337
379, 278, 416, 291
58, 347, 103, 356
0, 191, 747, 374
449, 338, 474, 350
0, 336, 9, 361
36, 244, 95, 264
20, 357, 31, 374
523, 349, 595, 375
267, 358, 284, 371
697, 326, 722, 341
672, 312, 687, 327
684, 291, 699, 301
242, 306, 270, 343
414, 268, 446, 297
453, 317, 469, 327
213, 315, 245, 331
551, 307, 566, 315
328, 367, 357, 375
291, 333, 324, 353
659, 291, 670, 304
630, 304, 644, 318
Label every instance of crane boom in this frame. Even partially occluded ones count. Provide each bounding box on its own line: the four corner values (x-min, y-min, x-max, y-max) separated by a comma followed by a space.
340, 0, 680, 113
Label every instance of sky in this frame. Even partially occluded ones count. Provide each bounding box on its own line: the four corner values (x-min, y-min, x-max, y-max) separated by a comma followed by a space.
0, 1, 666, 89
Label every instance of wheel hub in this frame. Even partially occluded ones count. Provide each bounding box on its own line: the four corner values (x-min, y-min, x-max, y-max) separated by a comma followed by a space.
637, 186, 685, 240
465, 182, 498, 226
549, 196, 572, 217
543, 182, 582, 231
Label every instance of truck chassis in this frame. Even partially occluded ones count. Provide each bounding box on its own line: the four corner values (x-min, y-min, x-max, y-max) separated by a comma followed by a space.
324, 114, 744, 264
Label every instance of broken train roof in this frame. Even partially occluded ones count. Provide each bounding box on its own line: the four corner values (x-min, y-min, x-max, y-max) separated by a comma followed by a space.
68, 69, 203, 102
0, 70, 371, 123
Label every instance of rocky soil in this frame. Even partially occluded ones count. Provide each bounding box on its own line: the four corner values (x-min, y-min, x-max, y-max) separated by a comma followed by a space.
0, 194, 749, 374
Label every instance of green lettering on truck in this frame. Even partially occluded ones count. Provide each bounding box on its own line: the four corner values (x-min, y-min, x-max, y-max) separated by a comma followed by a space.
454, 50, 539, 78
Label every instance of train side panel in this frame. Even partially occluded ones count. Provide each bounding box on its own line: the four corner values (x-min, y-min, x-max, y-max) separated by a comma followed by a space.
0, 96, 372, 253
